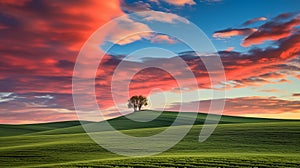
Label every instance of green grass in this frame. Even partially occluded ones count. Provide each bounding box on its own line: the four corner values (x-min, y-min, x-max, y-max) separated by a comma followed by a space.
0, 110, 299, 167
0, 121, 93, 137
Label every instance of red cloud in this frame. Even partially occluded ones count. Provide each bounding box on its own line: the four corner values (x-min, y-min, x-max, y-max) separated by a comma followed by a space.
3, 28, 298, 121
213, 13, 300, 47
0, 0, 125, 123
92, 30, 299, 109
167, 96, 300, 117
0, 0, 124, 89
242, 14, 300, 47
1, 6, 300, 123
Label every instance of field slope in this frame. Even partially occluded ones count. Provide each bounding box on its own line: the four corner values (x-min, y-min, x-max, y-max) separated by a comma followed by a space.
0, 110, 299, 167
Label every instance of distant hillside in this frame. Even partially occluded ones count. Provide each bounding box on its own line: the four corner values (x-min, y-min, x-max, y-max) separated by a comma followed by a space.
0, 110, 296, 137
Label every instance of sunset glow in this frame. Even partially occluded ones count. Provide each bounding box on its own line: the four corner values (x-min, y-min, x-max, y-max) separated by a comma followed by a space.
0, 0, 300, 124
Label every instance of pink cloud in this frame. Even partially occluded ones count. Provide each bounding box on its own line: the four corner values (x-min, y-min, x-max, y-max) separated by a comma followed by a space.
161, 0, 196, 6
213, 28, 257, 38
150, 34, 176, 44
225, 47, 234, 52
167, 96, 300, 118
242, 17, 267, 26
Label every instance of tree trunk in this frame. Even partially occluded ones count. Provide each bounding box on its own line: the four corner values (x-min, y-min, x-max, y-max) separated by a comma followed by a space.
134, 105, 137, 112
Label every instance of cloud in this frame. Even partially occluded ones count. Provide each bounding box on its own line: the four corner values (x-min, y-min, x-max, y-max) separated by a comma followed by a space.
225, 72, 289, 88
0, 0, 124, 78
1, 25, 299, 116
260, 89, 281, 93
0, 0, 125, 123
242, 13, 300, 47
0, 108, 77, 124
259, 72, 286, 79
218, 30, 300, 87
94, 31, 300, 108
242, 17, 267, 26
104, 15, 152, 45
1, 0, 124, 50
161, 0, 196, 6
104, 11, 189, 45
150, 34, 177, 44
0, 92, 77, 124
0, 47, 299, 123
213, 13, 300, 47
213, 28, 257, 38
293, 93, 300, 97
225, 47, 234, 52
229, 76, 289, 89
136, 11, 190, 24
1, 5, 300, 124
98, 29, 300, 106
273, 12, 296, 21
200, 0, 222, 2
167, 96, 300, 118
0, 92, 74, 110
121, 1, 151, 12
0, 91, 124, 124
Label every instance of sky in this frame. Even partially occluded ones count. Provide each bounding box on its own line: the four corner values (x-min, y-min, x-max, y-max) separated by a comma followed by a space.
0, 0, 300, 124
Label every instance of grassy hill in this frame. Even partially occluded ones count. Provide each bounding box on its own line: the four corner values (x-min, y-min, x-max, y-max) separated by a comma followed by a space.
0, 110, 290, 136
0, 110, 299, 167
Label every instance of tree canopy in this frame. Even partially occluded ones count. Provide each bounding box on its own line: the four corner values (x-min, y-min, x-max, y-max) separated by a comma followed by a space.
128, 95, 148, 111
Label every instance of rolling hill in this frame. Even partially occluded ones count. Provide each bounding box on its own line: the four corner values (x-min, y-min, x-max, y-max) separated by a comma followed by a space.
0, 110, 299, 167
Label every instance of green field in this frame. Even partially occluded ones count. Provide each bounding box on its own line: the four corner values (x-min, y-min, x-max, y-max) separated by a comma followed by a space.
0, 110, 299, 167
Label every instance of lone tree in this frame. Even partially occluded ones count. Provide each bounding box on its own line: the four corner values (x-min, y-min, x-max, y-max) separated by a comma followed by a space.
128, 95, 148, 112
